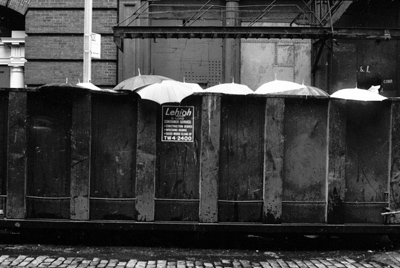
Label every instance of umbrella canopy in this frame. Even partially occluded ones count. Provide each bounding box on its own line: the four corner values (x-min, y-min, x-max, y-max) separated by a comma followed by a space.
331, 88, 387, 101
204, 82, 253, 95
77, 82, 101, 91
184, 82, 204, 92
135, 80, 195, 105
254, 80, 329, 97
114, 74, 174, 91
36, 83, 89, 93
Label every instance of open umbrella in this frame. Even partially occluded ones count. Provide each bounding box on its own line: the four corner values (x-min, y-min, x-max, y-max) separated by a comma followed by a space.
36, 82, 89, 93
184, 82, 204, 92
331, 88, 387, 101
254, 80, 329, 97
135, 80, 195, 105
204, 82, 253, 95
114, 74, 174, 91
77, 82, 101, 91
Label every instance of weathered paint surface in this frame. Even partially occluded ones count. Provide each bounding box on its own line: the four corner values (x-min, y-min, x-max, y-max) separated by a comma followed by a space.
0, 93, 7, 195
70, 93, 90, 220
2, 89, 400, 231
218, 97, 264, 222
199, 95, 220, 223
389, 101, 400, 223
155, 96, 201, 221
0, 92, 7, 215
241, 36, 311, 90
27, 93, 71, 219
282, 99, 328, 223
6, 92, 27, 219
90, 94, 137, 220
327, 100, 347, 224
263, 98, 284, 223
344, 102, 390, 223
151, 20, 222, 87
135, 100, 156, 221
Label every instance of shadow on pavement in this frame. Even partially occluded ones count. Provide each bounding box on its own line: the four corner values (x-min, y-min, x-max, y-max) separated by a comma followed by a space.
0, 229, 395, 251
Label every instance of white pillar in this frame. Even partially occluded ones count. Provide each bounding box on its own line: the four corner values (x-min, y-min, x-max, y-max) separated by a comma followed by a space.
83, 0, 92, 83
1, 31, 27, 88
9, 66, 24, 88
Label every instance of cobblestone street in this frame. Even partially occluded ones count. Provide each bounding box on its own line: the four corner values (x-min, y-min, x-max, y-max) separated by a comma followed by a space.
1, 253, 400, 268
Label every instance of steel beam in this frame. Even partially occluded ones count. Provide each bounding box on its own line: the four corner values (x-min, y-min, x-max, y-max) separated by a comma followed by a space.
113, 26, 400, 51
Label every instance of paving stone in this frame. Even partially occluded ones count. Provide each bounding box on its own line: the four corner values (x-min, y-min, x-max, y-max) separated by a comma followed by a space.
127, 260, 138, 268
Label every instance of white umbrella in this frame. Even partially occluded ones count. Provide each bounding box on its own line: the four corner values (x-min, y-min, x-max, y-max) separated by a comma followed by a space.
184, 82, 204, 92
331, 88, 387, 101
77, 82, 101, 91
255, 79, 329, 97
204, 82, 253, 95
114, 74, 174, 91
135, 80, 195, 105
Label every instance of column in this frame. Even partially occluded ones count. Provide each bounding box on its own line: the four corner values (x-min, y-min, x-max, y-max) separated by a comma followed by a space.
223, 0, 240, 83
9, 66, 24, 88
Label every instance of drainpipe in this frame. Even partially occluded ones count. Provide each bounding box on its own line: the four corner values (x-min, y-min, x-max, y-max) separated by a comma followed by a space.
223, 0, 240, 83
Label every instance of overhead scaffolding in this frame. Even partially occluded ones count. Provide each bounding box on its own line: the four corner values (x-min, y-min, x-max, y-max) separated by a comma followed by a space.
112, 1, 399, 50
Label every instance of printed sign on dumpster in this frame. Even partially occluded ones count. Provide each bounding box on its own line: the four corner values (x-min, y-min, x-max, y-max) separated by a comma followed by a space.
162, 106, 194, 142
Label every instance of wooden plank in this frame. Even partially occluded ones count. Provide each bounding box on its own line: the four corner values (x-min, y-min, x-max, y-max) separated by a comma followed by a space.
6, 91, 27, 219
199, 95, 221, 223
135, 100, 157, 221
389, 101, 400, 223
263, 98, 284, 223
327, 100, 347, 223
70, 93, 91, 220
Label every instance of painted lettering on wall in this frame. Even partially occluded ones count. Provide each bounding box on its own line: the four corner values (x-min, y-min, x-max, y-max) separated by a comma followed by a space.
359, 66, 371, 73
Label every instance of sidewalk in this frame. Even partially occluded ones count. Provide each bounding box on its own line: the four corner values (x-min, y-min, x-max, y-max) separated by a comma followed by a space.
1, 254, 400, 268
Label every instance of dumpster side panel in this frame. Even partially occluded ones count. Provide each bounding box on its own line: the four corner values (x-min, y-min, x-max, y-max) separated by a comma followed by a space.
218, 97, 264, 222
344, 102, 390, 223
282, 99, 328, 223
155, 96, 201, 221
136, 100, 157, 221
263, 98, 284, 223
7, 92, 27, 219
389, 102, 400, 223
0, 92, 7, 215
26, 93, 71, 219
90, 94, 137, 220
199, 95, 220, 223
70, 93, 91, 220
328, 100, 347, 224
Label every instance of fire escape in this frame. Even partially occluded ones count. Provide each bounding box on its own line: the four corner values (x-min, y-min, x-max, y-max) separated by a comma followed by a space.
113, 0, 400, 49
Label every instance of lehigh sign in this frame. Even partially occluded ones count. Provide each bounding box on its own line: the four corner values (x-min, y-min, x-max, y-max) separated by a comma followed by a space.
162, 106, 194, 142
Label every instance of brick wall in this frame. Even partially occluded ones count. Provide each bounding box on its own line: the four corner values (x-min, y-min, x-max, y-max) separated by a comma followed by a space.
25, 1, 118, 87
